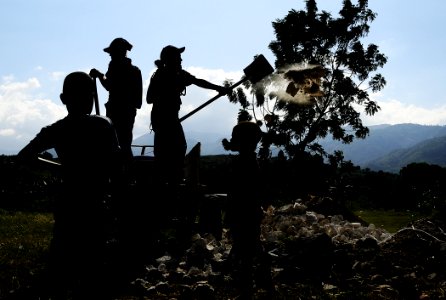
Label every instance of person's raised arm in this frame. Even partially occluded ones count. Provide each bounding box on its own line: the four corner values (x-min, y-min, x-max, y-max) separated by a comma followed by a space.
193, 78, 230, 95
89, 69, 110, 91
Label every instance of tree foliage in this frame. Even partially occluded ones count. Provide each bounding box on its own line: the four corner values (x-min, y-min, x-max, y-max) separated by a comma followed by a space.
229, 0, 387, 161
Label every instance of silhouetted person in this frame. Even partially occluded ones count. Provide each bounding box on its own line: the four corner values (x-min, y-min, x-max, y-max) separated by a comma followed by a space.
146, 45, 228, 196
90, 37, 143, 161
222, 110, 271, 298
17, 71, 122, 299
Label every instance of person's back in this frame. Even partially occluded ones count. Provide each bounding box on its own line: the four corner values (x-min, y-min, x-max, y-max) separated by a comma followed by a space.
106, 55, 142, 110
51, 114, 119, 194
222, 110, 263, 158
230, 120, 263, 156
17, 71, 121, 299
19, 72, 121, 203
221, 111, 267, 298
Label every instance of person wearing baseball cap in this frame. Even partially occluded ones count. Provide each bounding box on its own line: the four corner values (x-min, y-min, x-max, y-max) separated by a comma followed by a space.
90, 37, 143, 162
159, 45, 185, 62
146, 45, 229, 204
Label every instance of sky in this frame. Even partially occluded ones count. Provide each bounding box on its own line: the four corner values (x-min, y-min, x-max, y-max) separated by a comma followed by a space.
1, 0, 446, 155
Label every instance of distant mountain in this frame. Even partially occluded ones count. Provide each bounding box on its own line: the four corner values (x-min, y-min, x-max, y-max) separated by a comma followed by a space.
365, 135, 446, 173
132, 123, 446, 173
318, 123, 446, 173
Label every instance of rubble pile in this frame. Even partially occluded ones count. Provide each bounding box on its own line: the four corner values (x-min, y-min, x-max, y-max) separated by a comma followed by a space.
131, 196, 446, 299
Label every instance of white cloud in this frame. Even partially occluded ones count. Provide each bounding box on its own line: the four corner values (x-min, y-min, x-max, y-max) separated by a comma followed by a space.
0, 128, 15, 137
133, 103, 152, 139
0, 77, 65, 151
50, 71, 66, 81
0, 76, 40, 92
360, 98, 446, 126
186, 67, 243, 86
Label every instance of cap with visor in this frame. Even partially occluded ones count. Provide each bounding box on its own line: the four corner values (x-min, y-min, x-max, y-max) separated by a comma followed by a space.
160, 45, 185, 62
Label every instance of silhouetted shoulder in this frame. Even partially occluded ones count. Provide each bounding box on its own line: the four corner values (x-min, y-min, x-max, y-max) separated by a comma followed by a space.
234, 121, 262, 135
89, 114, 115, 127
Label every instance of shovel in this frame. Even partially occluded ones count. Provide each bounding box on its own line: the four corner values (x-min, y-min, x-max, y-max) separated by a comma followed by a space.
179, 54, 274, 122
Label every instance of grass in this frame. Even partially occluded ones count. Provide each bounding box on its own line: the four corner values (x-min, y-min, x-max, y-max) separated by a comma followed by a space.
353, 209, 424, 233
0, 210, 53, 299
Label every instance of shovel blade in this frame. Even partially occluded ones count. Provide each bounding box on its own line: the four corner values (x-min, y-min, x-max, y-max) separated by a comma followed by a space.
243, 54, 274, 84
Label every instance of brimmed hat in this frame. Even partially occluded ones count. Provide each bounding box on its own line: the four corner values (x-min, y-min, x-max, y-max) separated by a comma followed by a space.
160, 45, 185, 62
104, 38, 133, 53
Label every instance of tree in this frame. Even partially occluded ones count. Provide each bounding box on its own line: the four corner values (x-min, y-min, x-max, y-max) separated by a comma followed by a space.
400, 162, 446, 212
229, 0, 387, 161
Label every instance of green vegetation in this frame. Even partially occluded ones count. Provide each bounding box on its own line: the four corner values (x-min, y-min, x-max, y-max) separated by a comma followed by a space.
354, 209, 424, 233
228, 0, 386, 161
0, 210, 53, 298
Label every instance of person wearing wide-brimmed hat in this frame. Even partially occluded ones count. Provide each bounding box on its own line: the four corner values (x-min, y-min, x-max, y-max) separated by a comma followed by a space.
90, 37, 143, 161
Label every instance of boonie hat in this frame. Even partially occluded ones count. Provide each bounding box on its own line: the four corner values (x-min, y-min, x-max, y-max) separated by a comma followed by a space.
160, 45, 185, 62
104, 38, 133, 53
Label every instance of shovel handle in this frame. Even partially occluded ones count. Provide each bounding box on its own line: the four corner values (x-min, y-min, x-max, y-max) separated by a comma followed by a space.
179, 77, 247, 122
93, 77, 100, 115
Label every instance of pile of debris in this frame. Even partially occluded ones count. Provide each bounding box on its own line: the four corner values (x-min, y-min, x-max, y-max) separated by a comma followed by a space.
129, 196, 446, 299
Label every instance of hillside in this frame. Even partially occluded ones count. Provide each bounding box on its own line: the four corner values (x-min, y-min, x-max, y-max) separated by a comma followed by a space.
318, 123, 446, 172
130, 123, 446, 173
366, 135, 446, 173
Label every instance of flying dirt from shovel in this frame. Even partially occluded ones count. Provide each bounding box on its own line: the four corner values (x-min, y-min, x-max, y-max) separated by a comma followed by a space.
271, 64, 326, 105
